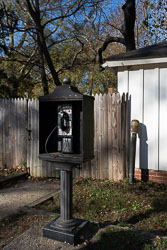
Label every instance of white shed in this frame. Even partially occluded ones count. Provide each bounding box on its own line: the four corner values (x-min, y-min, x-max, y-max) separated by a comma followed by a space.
103, 42, 167, 182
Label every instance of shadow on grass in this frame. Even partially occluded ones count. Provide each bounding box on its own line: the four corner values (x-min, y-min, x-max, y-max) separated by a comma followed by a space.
126, 198, 167, 225
79, 197, 167, 249
80, 228, 151, 250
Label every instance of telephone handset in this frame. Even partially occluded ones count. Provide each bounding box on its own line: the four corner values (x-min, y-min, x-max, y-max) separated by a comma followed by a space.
60, 111, 70, 133
57, 104, 73, 153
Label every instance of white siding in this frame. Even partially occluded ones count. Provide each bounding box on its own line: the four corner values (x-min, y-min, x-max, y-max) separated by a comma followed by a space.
143, 69, 159, 170
129, 69, 143, 122
118, 71, 129, 95
118, 67, 162, 171
159, 68, 167, 170
127, 69, 144, 169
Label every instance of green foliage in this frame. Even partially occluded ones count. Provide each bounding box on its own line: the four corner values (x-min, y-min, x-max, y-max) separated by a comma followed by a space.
141, 0, 167, 45
1, 0, 167, 98
36, 178, 167, 249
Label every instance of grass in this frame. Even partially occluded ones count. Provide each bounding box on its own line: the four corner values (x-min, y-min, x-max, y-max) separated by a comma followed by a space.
37, 178, 167, 231
36, 178, 167, 249
1, 178, 167, 249
85, 227, 167, 250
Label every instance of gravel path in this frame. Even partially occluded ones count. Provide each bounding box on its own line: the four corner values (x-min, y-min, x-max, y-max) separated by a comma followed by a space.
0, 178, 60, 219
3, 218, 80, 250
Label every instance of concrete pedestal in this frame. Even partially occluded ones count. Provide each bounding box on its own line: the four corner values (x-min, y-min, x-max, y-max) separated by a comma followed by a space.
43, 167, 88, 245
43, 217, 88, 245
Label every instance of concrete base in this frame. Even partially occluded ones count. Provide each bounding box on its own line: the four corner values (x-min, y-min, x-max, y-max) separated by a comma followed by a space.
43, 217, 88, 245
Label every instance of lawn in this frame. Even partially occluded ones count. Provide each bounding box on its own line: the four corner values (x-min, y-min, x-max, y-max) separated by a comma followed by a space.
36, 178, 167, 249
37, 178, 167, 231
1, 178, 167, 249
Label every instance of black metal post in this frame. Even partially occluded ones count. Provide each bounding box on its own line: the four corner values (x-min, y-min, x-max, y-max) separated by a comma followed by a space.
129, 133, 137, 183
129, 120, 139, 184
61, 170, 72, 220
55, 169, 78, 230
42, 163, 88, 245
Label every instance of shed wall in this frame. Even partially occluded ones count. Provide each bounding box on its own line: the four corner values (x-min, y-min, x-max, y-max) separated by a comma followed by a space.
118, 67, 167, 171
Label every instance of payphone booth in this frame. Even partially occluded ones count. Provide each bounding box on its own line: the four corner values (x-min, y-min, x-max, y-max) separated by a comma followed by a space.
38, 78, 94, 245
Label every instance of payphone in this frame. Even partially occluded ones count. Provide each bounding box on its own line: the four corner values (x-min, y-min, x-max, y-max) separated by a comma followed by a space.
57, 104, 73, 153
38, 77, 94, 245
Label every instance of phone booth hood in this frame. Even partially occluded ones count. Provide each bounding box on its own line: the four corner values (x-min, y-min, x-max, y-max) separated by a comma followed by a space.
38, 78, 94, 165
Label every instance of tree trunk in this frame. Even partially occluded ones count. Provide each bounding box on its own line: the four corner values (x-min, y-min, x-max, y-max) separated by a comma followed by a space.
37, 27, 61, 86
37, 34, 49, 95
98, 0, 136, 66
122, 0, 136, 51
24, 0, 61, 86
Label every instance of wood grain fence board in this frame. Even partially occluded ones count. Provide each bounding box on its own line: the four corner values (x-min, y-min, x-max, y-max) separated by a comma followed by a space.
33, 100, 40, 176
19, 99, 23, 167
98, 94, 103, 179
13, 99, 17, 168
23, 99, 27, 167
19, 99, 24, 167
125, 93, 130, 177
103, 94, 109, 179
27, 99, 33, 175
94, 94, 98, 179
112, 94, 118, 181
3, 100, 7, 168
17, 99, 21, 167
8, 100, 13, 168
27, 99, 30, 173
18, 99, 22, 167
4, 100, 8, 168
1, 100, 5, 168
101, 93, 105, 179
108, 94, 113, 180
24, 99, 28, 169
121, 93, 126, 178
89, 94, 96, 179
3, 100, 8, 168
34, 99, 41, 177
3, 100, 6, 168
117, 95, 123, 180
94, 95, 99, 178
118, 93, 124, 180
0, 99, 2, 168
9, 99, 13, 168
31, 99, 36, 176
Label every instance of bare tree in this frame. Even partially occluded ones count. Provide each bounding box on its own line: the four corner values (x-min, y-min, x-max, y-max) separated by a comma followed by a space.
15, 0, 102, 88
98, 0, 136, 66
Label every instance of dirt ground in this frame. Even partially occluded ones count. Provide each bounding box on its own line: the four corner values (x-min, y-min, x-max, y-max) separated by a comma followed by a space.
0, 177, 60, 219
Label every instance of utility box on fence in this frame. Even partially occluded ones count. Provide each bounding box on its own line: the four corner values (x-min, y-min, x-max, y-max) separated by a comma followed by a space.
38, 77, 94, 245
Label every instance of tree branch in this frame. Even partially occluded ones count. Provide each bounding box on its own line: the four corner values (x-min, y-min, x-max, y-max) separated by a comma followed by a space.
98, 37, 125, 65
58, 38, 84, 73
43, 0, 84, 27
98, 0, 136, 69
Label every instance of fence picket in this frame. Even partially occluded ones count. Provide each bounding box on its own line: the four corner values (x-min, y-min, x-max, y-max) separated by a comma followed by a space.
125, 93, 130, 177
0, 100, 2, 168
108, 94, 113, 179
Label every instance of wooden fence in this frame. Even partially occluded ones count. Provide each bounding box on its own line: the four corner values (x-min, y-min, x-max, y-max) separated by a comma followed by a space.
0, 93, 130, 181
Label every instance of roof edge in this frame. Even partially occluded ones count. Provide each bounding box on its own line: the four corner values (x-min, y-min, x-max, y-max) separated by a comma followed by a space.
102, 57, 167, 69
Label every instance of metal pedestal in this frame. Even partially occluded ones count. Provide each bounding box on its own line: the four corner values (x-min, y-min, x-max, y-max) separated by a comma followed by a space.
43, 165, 88, 245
